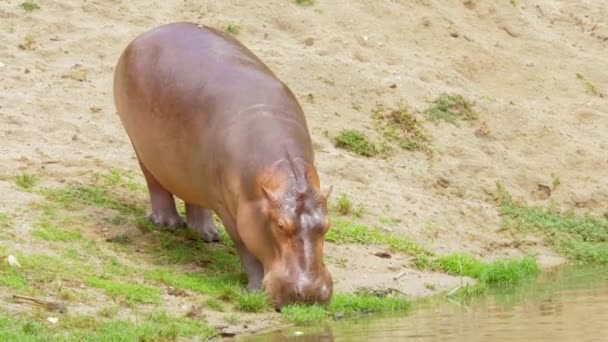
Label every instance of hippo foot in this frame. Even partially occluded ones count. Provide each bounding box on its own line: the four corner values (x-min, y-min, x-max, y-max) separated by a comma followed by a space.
187, 221, 221, 243
148, 212, 185, 231
185, 203, 221, 242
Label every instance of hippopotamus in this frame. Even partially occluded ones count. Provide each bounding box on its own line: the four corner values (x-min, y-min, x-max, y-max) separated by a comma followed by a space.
112, 22, 333, 308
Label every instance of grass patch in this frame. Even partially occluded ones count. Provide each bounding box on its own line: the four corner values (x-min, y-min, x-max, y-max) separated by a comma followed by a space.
39, 185, 144, 215
232, 290, 271, 312
295, 0, 315, 6
333, 194, 364, 218
435, 253, 540, 287
15, 173, 38, 190
0, 213, 12, 229
282, 293, 411, 324
423, 94, 478, 125
576, 73, 603, 97
334, 129, 378, 157
497, 181, 608, 264
203, 298, 225, 311
327, 217, 434, 259
0, 310, 218, 341
32, 222, 82, 242
372, 104, 430, 152
85, 277, 160, 304
19, 1, 40, 12
225, 24, 241, 35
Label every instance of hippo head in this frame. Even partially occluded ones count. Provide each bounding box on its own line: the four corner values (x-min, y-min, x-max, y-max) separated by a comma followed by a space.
242, 157, 333, 309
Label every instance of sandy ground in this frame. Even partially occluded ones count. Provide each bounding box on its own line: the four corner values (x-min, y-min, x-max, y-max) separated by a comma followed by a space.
1, 0, 607, 337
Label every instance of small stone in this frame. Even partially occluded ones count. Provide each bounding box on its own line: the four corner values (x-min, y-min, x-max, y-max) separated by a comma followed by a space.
47, 317, 59, 324
7, 255, 21, 268
304, 37, 314, 46
294, 331, 304, 336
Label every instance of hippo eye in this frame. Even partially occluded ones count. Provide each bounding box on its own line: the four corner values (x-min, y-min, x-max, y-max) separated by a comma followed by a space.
277, 219, 286, 231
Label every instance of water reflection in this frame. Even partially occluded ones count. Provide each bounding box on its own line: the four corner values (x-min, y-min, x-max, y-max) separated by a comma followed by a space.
236, 264, 608, 342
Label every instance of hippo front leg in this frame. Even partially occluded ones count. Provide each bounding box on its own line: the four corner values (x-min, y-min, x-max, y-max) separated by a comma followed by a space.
185, 203, 221, 243
236, 246, 264, 291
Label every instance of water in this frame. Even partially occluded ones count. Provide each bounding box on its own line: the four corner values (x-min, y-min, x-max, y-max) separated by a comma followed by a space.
235, 264, 608, 341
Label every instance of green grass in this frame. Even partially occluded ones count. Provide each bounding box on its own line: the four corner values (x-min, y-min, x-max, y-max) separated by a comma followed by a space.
576, 73, 603, 97
282, 293, 411, 324
0, 310, 218, 341
497, 181, 608, 264
295, 0, 315, 6
85, 277, 161, 304
203, 298, 225, 311
327, 217, 434, 259
19, 1, 40, 12
424, 94, 478, 125
15, 173, 38, 190
39, 184, 144, 215
334, 129, 378, 157
372, 104, 430, 152
232, 290, 271, 312
32, 221, 82, 242
225, 24, 241, 35
333, 194, 365, 218
435, 253, 540, 287
0, 213, 12, 229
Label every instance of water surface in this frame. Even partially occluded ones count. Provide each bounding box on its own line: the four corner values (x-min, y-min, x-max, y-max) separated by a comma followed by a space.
235, 264, 608, 341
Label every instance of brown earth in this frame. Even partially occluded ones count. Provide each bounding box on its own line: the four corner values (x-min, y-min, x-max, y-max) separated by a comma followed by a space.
1, 0, 607, 338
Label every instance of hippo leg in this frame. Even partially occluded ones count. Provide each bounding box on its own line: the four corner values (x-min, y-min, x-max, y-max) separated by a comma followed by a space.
137, 158, 185, 230
185, 203, 221, 242
237, 246, 264, 291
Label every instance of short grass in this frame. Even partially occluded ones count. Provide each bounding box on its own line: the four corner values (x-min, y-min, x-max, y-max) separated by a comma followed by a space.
225, 24, 241, 35
85, 277, 161, 304
0, 310, 217, 341
423, 94, 478, 125
19, 1, 40, 12
326, 217, 434, 259
334, 129, 378, 157
295, 0, 315, 6
282, 293, 411, 324
576, 73, 603, 97
32, 221, 82, 242
372, 103, 430, 153
15, 173, 38, 190
496, 181, 608, 264
333, 193, 364, 218
0, 213, 12, 229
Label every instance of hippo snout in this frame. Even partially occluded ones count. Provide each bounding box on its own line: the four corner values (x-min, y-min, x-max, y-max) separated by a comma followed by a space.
264, 267, 333, 309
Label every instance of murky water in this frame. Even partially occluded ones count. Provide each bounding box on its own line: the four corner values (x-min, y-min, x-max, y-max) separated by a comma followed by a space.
235, 264, 608, 341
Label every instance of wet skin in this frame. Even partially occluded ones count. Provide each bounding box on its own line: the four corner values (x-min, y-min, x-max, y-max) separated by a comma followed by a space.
113, 22, 333, 308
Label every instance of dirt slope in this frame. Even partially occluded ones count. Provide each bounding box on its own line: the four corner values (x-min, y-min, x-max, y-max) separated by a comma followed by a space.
1, 0, 607, 336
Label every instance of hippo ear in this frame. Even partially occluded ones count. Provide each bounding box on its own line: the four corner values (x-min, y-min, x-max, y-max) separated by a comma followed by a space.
322, 185, 333, 201
262, 186, 280, 206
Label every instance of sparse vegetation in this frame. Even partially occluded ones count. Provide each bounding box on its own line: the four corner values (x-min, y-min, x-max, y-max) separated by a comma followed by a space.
496, 181, 608, 264
282, 293, 411, 324
327, 217, 434, 259
333, 193, 364, 217
0, 213, 12, 229
225, 24, 241, 35
84, 277, 161, 304
334, 129, 378, 157
295, 0, 315, 6
424, 94, 478, 125
372, 103, 430, 152
576, 73, 603, 97
15, 173, 38, 190
510, 0, 521, 7
20, 1, 40, 12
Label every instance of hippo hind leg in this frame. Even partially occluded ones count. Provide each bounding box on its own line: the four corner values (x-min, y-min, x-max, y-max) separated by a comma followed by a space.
137, 158, 185, 230
185, 203, 221, 243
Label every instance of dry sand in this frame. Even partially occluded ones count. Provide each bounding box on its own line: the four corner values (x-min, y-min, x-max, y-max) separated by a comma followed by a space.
1, 0, 607, 337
